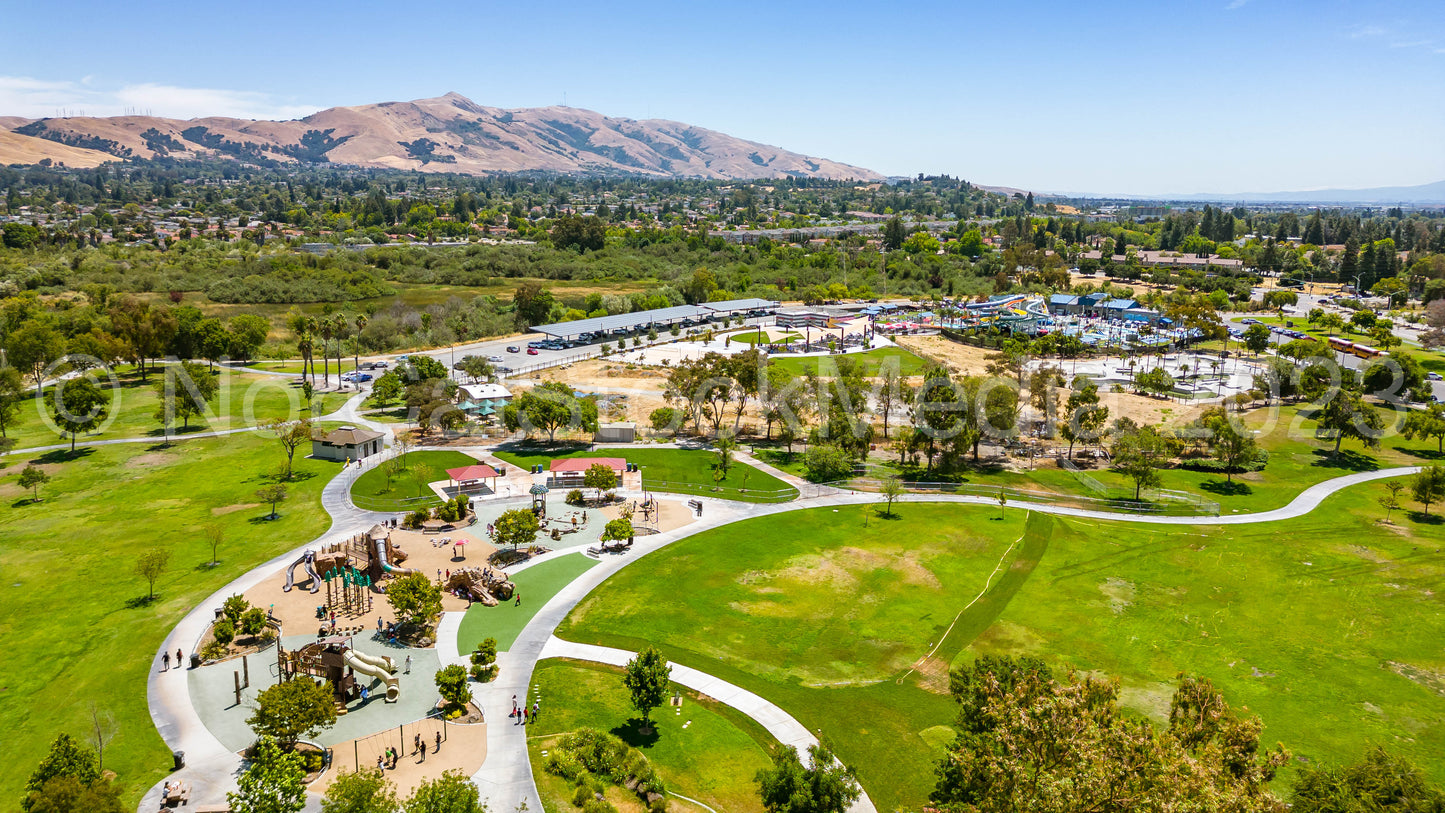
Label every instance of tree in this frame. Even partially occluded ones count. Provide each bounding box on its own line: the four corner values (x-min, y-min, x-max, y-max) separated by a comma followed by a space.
227, 314, 270, 361
434, 664, 472, 712
601, 516, 633, 543
322, 769, 398, 813
18, 464, 50, 502
875, 366, 912, 440
86, 702, 118, 774
882, 216, 906, 251
8, 321, 66, 388
23, 734, 99, 812
1291, 747, 1445, 813
0, 366, 24, 438
756, 742, 861, 813
262, 419, 313, 479
455, 355, 494, 383
880, 475, 904, 517
228, 737, 307, 813
248, 677, 338, 748
24, 774, 125, 813
1313, 390, 1384, 454
1110, 422, 1169, 499
1411, 464, 1445, 516
511, 281, 556, 329
582, 462, 618, 501
622, 646, 671, 731
135, 547, 170, 601
204, 523, 225, 566
154, 360, 218, 437
401, 770, 486, 813
713, 433, 737, 477
369, 371, 402, 406
48, 377, 108, 451
1402, 403, 1445, 452
502, 381, 598, 442
255, 483, 288, 520
1378, 480, 1404, 523
493, 507, 540, 551
649, 406, 678, 433
932, 671, 1287, 813
1242, 324, 1271, 356
1203, 407, 1259, 481
386, 571, 443, 628
1060, 381, 1108, 459
804, 443, 854, 482
550, 214, 607, 252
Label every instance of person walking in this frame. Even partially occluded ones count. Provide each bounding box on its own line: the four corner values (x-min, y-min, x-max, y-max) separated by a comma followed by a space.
376, 754, 385, 772
435, 731, 442, 752
511, 695, 518, 716
418, 739, 426, 762
414, 733, 421, 755
522, 707, 529, 725
532, 700, 540, 721
176, 648, 183, 668
514, 590, 522, 607
161, 651, 170, 671
404, 655, 412, 674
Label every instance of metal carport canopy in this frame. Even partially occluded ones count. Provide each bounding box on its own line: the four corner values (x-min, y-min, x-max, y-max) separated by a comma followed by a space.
532, 305, 713, 338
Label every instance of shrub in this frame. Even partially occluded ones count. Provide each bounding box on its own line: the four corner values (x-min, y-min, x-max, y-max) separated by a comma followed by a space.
240, 607, 268, 637
581, 799, 617, 813
434, 664, 472, 711
200, 641, 229, 661
803, 443, 854, 482
212, 618, 236, 646
649, 407, 677, 432
469, 663, 498, 682
473, 638, 497, 664
222, 594, 250, 624
402, 509, 429, 529
566, 489, 585, 506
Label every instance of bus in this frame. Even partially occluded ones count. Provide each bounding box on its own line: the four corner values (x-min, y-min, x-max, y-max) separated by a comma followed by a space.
1350, 344, 1385, 359
1328, 337, 1354, 355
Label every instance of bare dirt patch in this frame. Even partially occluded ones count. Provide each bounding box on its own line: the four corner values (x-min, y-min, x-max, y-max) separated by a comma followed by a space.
894, 335, 996, 377
1388, 661, 1445, 697
130, 452, 179, 467
212, 503, 260, 516
1099, 578, 1136, 614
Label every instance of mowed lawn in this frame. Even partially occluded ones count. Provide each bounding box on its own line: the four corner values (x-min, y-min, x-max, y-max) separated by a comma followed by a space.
557, 499, 1445, 809
492, 447, 798, 503
456, 554, 600, 651
526, 660, 773, 813
4, 367, 351, 451
556, 504, 1028, 810
767, 345, 929, 378
0, 434, 335, 807
349, 450, 479, 511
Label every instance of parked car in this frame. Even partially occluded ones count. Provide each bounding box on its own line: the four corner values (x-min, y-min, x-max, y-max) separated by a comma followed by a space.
1430, 372, 1442, 381
354, 373, 372, 382
527, 348, 540, 355
488, 355, 504, 363
506, 346, 521, 353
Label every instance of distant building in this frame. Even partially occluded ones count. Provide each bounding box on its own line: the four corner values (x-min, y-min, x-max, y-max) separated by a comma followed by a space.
594, 422, 637, 444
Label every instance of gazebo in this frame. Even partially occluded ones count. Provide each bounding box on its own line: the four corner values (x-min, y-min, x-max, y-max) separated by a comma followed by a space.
446, 463, 500, 494
529, 483, 549, 518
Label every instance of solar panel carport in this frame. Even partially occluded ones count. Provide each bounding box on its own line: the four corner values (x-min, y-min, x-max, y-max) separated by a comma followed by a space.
531, 305, 712, 339
702, 298, 780, 316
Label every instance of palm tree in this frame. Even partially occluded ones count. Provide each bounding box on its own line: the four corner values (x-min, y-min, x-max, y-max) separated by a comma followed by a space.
302, 315, 319, 383
353, 313, 368, 376
318, 317, 335, 387
330, 314, 349, 384
296, 332, 314, 386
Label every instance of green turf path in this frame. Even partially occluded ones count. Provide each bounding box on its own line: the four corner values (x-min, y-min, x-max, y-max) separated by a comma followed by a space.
492, 447, 797, 503
457, 553, 601, 651
350, 450, 479, 510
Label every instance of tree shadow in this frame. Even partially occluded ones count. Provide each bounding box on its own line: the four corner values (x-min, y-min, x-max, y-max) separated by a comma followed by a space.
1407, 511, 1445, 525
10, 496, 42, 508
1309, 449, 1379, 472
610, 717, 661, 749
872, 509, 904, 520
1391, 445, 1444, 461
249, 513, 281, 525
1199, 479, 1254, 496
32, 447, 95, 465
126, 595, 158, 609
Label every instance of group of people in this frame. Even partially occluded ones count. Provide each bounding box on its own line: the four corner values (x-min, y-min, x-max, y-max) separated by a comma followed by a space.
511, 695, 539, 725
374, 731, 442, 771
159, 647, 184, 671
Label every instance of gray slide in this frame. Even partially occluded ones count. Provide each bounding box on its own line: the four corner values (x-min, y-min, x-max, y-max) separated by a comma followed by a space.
282, 551, 320, 593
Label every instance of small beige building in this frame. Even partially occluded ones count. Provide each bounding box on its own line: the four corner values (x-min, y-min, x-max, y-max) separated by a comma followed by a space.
311, 425, 385, 462
594, 422, 637, 444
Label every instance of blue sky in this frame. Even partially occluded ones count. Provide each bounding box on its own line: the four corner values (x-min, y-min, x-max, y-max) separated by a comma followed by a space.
3, 0, 1442, 195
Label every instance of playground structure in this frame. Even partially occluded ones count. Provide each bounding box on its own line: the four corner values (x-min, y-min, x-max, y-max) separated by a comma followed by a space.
278, 636, 400, 708
444, 566, 515, 607
957, 294, 1051, 331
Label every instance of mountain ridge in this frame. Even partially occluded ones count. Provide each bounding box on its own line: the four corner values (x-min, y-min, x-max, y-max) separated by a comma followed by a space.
0, 92, 881, 180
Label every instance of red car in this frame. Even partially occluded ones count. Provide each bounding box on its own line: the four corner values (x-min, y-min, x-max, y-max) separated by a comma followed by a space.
526, 347, 539, 355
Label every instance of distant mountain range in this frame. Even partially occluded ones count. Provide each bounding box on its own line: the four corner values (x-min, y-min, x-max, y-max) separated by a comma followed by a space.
1062, 180, 1445, 205
0, 92, 881, 180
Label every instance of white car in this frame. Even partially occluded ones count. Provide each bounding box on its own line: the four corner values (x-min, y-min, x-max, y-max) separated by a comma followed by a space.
488, 355, 504, 363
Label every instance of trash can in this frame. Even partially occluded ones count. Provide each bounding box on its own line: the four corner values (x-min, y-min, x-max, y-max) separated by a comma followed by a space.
173, 751, 185, 770
189, 653, 201, 670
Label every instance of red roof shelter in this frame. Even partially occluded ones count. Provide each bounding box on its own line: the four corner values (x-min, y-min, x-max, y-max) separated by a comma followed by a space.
446, 464, 500, 492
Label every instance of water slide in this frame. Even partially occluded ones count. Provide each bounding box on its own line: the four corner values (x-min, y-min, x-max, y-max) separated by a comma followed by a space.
374, 538, 419, 577
343, 650, 400, 702
282, 551, 320, 593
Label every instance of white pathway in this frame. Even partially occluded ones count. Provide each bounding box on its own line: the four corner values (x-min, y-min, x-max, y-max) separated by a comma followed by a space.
138, 438, 1423, 813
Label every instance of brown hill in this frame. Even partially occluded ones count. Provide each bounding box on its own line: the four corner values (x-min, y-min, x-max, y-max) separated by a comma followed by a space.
0, 130, 115, 168
6, 92, 880, 180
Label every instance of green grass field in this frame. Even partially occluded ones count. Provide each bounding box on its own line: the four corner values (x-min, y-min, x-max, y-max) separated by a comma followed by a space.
767, 346, 929, 378
4, 368, 351, 451
456, 554, 600, 651
526, 659, 773, 813
492, 446, 798, 503
349, 450, 480, 511
556, 500, 1445, 810
0, 434, 335, 807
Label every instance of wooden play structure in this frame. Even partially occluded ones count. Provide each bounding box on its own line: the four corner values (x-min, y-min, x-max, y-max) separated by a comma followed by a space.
445, 566, 515, 607
344, 524, 419, 584
277, 636, 400, 710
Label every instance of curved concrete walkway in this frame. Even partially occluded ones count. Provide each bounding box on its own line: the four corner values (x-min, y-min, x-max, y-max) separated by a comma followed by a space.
139, 442, 1421, 813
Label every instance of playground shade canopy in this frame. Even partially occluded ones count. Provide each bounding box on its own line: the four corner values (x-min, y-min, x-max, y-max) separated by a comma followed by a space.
531, 300, 779, 337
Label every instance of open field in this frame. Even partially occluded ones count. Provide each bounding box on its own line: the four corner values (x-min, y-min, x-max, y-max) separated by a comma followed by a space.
0, 434, 335, 807
556, 500, 1445, 810
526, 659, 773, 813
456, 554, 600, 651
492, 446, 798, 503
3, 367, 351, 452
767, 346, 929, 378
349, 450, 480, 511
